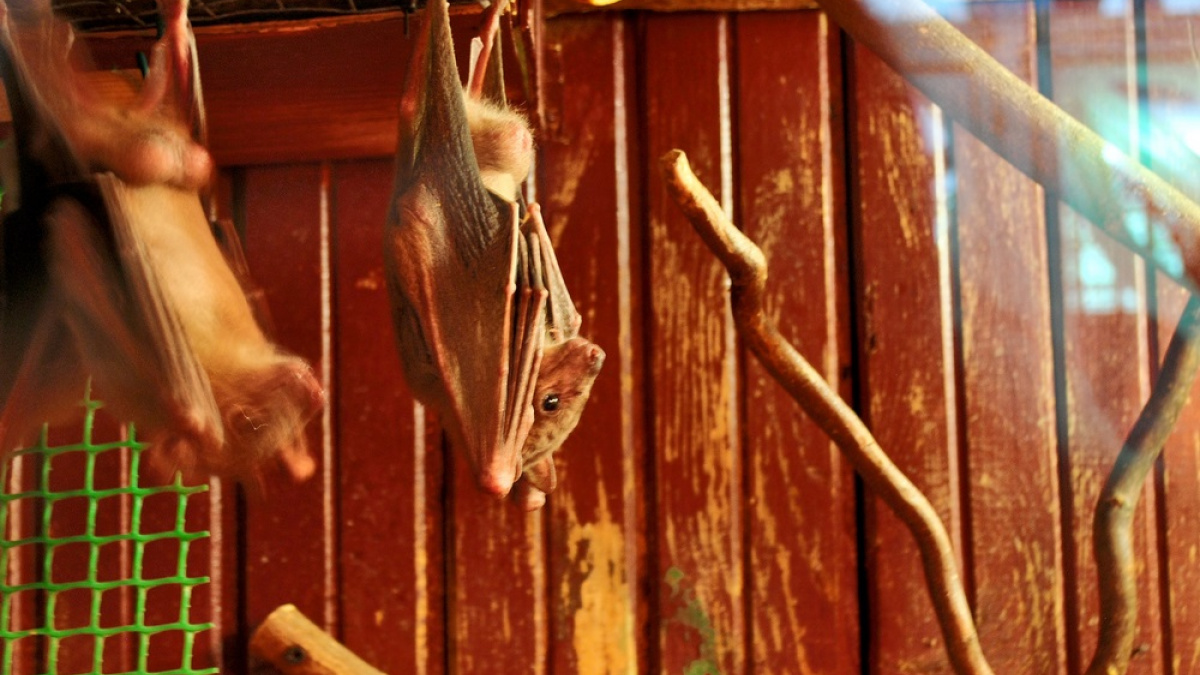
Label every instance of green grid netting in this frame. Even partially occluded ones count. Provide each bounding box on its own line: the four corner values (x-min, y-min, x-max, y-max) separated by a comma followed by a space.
0, 390, 217, 675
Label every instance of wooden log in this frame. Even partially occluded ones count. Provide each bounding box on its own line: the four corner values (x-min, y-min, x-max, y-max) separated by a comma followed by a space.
250, 604, 387, 675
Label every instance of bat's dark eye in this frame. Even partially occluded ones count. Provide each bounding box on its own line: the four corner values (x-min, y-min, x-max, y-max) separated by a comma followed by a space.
541, 394, 561, 412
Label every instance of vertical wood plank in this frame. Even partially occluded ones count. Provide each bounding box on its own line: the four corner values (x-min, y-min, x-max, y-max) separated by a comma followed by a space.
4, 449, 40, 675
733, 11, 859, 674
642, 13, 744, 675
139, 439, 192, 674
332, 158, 444, 675
209, 169, 248, 674
181, 474, 224, 674
850, 42, 961, 675
447, 464, 546, 674
89, 416, 133, 675
1048, 4, 1163, 673
1142, 6, 1200, 672
950, 5, 1067, 673
540, 13, 645, 675
240, 164, 335, 640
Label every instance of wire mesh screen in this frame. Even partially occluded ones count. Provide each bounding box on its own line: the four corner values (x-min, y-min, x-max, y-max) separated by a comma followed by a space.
50, 0, 475, 31
0, 390, 216, 675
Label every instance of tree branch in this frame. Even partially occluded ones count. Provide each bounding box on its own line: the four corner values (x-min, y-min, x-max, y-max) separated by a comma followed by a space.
660, 149, 995, 675
1087, 295, 1200, 675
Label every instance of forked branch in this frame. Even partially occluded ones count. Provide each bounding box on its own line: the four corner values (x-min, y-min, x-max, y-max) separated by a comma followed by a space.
1087, 295, 1200, 675
660, 149, 994, 675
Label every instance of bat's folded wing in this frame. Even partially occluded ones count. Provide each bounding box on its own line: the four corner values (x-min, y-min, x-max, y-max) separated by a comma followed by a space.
388, 0, 544, 495
62, 174, 223, 455
386, 193, 532, 495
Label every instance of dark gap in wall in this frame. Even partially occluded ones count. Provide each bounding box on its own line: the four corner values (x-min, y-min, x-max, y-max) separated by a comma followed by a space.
630, 11, 662, 673
542, 502, 553, 675
723, 11, 757, 675
442, 431, 457, 675
229, 164, 250, 675
942, 110, 977, 611
1034, 4, 1082, 675
323, 161, 347, 642
615, 13, 652, 673
837, 31, 873, 675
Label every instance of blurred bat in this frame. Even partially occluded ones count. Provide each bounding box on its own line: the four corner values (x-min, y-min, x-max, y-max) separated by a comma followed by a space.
386, 0, 602, 508
0, 0, 322, 484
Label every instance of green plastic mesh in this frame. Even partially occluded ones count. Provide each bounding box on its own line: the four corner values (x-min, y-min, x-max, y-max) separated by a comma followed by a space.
0, 391, 217, 675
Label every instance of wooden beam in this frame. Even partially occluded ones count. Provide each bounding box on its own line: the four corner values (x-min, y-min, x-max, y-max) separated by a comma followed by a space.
544, 0, 815, 16
0, 10, 497, 167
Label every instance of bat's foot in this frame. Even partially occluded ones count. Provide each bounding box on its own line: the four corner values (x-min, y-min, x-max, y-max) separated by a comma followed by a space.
509, 455, 555, 510
512, 480, 546, 511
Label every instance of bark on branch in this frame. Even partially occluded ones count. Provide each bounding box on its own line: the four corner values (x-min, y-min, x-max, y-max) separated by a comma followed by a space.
1087, 296, 1200, 675
660, 149, 994, 675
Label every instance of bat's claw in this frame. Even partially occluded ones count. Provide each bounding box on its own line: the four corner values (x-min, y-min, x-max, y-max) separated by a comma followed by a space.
513, 481, 546, 511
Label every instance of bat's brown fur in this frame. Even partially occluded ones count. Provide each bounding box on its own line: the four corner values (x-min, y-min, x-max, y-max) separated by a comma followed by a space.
467, 98, 534, 202
387, 0, 603, 508
0, 0, 323, 486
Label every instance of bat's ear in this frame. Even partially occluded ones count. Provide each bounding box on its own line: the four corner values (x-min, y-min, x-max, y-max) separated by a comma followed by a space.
394, 0, 472, 193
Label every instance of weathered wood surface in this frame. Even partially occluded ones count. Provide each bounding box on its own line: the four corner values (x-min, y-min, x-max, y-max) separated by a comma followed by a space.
12, 2, 1200, 674
850, 41, 962, 674
332, 159, 442, 675
75, 11, 503, 167
540, 15, 646, 675
642, 13, 744, 674
240, 164, 336, 638
950, 6, 1066, 673
734, 12, 859, 674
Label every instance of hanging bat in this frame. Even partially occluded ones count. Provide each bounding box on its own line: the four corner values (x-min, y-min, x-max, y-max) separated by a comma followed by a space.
0, 0, 323, 484
386, 0, 603, 508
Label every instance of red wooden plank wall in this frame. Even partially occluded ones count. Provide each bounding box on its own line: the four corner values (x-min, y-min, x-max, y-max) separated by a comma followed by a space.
12, 0, 1200, 673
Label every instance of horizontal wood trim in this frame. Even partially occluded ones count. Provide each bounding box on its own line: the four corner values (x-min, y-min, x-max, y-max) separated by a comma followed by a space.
0, 10, 487, 167
545, 0, 816, 15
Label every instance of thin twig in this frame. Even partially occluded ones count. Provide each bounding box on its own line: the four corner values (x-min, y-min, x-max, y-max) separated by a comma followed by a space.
1087, 295, 1200, 675
660, 149, 995, 675
814, 0, 1200, 295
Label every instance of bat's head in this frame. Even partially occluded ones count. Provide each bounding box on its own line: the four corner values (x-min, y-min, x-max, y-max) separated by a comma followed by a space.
521, 336, 605, 469
466, 97, 534, 203
208, 354, 324, 486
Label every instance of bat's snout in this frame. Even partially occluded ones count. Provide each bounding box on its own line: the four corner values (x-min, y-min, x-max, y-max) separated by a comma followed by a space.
474, 453, 521, 498
476, 467, 515, 497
